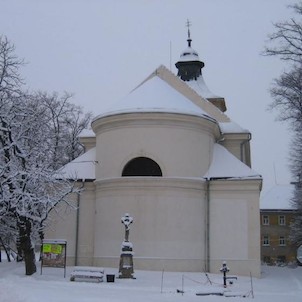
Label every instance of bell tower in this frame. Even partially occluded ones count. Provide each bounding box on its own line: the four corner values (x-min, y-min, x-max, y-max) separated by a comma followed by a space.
175, 20, 227, 112
175, 20, 205, 81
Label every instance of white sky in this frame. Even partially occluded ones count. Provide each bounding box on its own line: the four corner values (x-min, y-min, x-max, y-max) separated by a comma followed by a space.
0, 0, 295, 192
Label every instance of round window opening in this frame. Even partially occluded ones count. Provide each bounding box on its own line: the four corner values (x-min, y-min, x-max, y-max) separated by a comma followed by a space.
122, 157, 162, 177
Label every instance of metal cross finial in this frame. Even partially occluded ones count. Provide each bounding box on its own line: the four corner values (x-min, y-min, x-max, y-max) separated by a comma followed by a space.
186, 19, 192, 38
186, 19, 192, 47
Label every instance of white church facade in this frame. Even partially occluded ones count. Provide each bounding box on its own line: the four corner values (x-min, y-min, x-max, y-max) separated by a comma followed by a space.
46, 31, 262, 277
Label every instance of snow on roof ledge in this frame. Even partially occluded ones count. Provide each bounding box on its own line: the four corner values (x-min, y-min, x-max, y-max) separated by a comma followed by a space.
58, 147, 96, 180
219, 121, 249, 134
204, 144, 261, 180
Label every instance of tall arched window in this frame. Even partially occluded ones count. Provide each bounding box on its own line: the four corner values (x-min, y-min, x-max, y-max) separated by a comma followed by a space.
122, 157, 162, 177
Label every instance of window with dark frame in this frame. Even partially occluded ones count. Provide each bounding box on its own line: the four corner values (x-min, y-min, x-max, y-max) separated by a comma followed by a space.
279, 236, 286, 246
263, 235, 270, 246
279, 215, 286, 225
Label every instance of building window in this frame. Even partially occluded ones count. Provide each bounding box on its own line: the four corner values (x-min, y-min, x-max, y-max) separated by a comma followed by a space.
122, 157, 162, 177
262, 215, 269, 225
262, 235, 270, 246
279, 236, 286, 246
279, 215, 286, 225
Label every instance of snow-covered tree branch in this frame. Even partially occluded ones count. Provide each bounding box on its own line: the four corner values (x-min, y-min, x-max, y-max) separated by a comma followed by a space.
0, 36, 92, 275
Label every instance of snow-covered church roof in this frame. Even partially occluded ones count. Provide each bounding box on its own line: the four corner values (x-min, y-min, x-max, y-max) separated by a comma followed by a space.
57, 147, 96, 180
186, 76, 222, 100
204, 144, 261, 180
93, 74, 215, 122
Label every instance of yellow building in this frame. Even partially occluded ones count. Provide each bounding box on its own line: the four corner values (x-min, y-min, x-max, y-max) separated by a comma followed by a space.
260, 185, 298, 265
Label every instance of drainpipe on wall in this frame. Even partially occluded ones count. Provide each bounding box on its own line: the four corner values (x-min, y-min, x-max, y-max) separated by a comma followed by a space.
75, 184, 81, 266
240, 133, 251, 165
205, 178, 211, 272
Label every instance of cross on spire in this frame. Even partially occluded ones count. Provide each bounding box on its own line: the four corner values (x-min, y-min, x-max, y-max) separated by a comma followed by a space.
186, 19, 192, 47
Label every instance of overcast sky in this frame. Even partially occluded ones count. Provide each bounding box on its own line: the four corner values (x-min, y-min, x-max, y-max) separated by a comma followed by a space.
1, 0, 296, 192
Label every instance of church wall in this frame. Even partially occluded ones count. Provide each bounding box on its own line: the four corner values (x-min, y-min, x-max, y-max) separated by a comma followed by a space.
45, 182, 96, 266
92, 113, 219, 179
75, 182, 96, 266
208, 179, 261, 277
92, 177, 207, 272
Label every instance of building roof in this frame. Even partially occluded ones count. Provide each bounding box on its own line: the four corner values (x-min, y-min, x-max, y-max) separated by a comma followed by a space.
186, 75, 222, 100
204, 144, 261, 180
93, 75, 215, 122
58, 147, 96, 180
260, 184, 296, 210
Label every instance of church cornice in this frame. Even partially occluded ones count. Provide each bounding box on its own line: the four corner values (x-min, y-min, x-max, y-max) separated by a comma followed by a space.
92, 111, 220, 139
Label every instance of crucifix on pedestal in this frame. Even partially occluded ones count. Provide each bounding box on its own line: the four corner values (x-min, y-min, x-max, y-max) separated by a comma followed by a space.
119, 213, 135, 279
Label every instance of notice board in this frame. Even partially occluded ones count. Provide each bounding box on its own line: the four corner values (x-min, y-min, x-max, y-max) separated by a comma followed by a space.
41, 239, 67, 277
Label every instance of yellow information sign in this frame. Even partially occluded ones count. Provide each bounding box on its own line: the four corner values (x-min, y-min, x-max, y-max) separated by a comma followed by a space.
51, 244, 62, 255
42, 244, 51, 253
42, 244, 62, 254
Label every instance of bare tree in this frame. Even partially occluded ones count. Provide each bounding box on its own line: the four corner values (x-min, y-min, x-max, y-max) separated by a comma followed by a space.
269, 64, 302, 127
32, 91, 92, 170
264, 2, 302, 247
264, 3, 302, 63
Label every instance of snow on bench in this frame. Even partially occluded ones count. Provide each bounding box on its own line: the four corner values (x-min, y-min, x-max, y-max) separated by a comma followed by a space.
196, 289, 225, 296
224, 291, 247, 298
70, 267, 104, 282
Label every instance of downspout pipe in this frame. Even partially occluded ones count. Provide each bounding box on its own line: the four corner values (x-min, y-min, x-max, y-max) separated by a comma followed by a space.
240, 133, 251, 165
74, 179, 85, 266
75, 190, 80, 266
75, 180, 85, 266
205, 178, 211, 272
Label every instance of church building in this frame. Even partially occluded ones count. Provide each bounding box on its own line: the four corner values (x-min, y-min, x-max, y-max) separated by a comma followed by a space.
46, 28, 262, 277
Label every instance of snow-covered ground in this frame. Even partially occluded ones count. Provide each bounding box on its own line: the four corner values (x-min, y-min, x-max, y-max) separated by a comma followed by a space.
0, 259, 301, 302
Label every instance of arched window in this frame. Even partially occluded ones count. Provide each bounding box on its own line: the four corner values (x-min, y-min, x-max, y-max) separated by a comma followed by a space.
122, 157, 162, 177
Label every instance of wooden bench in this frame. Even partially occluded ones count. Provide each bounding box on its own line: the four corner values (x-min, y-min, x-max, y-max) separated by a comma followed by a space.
70, 267, 104, 282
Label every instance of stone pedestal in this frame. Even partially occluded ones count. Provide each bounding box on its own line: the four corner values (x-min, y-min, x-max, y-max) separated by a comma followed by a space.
119, 241, 134, 279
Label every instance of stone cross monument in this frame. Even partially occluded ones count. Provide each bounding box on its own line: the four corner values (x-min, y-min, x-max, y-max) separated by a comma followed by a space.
121, 213, 133, 242
119, 213, 135, 278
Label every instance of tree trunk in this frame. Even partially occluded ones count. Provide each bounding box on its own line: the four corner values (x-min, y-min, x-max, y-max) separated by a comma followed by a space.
38, 226, 44, 261
18, 217, 36, 275
0, 236, 11, 262
16, 235, 23, 262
